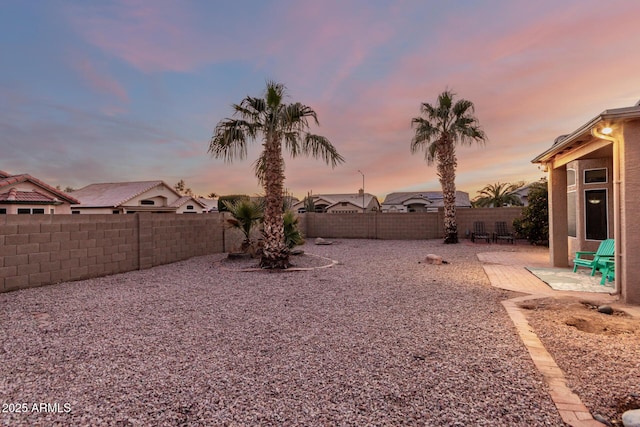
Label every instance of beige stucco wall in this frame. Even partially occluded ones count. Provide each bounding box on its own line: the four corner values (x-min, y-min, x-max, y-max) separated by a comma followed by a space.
175, 202, 202, 214
126, 185, 177, 207
72, 207, 119, 214
565, 157, 614, 256
620, 120, 640, 303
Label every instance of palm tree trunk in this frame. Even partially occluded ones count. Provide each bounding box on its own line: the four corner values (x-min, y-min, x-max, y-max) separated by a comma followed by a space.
437, 142, 459, 244
260, 133, 290, 268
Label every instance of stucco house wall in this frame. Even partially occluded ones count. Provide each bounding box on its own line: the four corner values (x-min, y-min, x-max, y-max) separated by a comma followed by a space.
565, 157, 614, 256
533, 101, 640, 304
619, 120, 640, 304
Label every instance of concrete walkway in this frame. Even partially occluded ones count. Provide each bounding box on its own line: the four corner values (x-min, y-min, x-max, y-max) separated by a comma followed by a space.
479, 251, 619, 427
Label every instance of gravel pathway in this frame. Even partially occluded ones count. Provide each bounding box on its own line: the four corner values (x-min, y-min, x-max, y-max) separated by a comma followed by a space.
1, 240, 565, 426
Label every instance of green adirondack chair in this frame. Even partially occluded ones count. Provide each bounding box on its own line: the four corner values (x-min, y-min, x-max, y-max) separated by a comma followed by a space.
572, 239, 615, 277
600, 259, 615, 285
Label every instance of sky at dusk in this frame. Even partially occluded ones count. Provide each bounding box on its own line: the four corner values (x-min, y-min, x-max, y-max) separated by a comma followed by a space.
2, 0, 640, 202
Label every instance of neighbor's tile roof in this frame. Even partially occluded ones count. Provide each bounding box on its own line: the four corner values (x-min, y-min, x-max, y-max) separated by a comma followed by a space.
71, 181, 167, 207
295, 193, 380, 209
382, 191, 471, 207
0, 188, 57, 203
197, 197, 218, 211
169, 196, 207, 209
0, 173, 79, 204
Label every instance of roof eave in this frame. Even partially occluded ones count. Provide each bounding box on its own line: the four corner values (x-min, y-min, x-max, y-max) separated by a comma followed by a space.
532, 106, 640, 164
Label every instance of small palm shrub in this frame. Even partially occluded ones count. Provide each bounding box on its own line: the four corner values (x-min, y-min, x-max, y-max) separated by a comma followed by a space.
283, 210, 305, 249
223, 199, 263, 254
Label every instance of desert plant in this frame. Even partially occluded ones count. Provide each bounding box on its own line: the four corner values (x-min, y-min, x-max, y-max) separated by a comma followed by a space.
223, 198, 263, 253
303, 192, 315, 213
283, 210, 304, 248
218, 194, 250, 212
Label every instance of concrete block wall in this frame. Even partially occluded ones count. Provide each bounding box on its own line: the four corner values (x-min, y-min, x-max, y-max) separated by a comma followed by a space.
143, 214, 225, 268
0, 214, 227, 293
299, 208, 524, 240
0, 215, 140, 292
1, 209, 524, 294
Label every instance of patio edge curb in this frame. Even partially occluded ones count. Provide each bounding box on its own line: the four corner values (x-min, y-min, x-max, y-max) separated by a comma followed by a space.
501, 295, 606, 427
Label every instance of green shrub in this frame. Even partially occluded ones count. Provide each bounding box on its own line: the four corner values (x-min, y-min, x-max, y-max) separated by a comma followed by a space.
223, 199, 263, 254
513, 180, 548, 245
218, 194, 250, 212
283, 210, 305, 248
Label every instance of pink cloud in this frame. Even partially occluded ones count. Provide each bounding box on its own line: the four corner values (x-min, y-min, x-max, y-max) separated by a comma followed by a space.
75, 58, 129, 105
67, 0, 234, 73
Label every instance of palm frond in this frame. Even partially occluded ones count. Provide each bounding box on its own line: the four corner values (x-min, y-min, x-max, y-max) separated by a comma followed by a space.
208, 119, 253, 162
300, 134, 345, 167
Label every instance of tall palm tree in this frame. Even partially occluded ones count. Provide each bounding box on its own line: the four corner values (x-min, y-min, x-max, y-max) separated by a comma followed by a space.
410, 90, 487, 243
209, 81, 344, 268
472, 182, 525, 208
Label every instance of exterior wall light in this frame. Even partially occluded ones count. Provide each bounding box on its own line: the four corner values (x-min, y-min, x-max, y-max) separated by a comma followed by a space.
601, 127, 613, 135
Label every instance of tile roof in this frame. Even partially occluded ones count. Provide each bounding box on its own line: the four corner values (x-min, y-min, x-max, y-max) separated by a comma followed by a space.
0, 172, 79, 204
197, 198, 218, 211
70, 181, 169, 207
0, 189, 56, 203
169, 196, 207, 209
295, 193, 380, 209
382, 191, 471, 207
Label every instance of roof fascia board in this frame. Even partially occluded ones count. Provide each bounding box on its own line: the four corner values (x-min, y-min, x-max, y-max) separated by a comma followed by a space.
533, 107, 640, 164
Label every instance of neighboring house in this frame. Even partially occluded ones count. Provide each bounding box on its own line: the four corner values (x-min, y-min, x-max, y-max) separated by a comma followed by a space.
381, 191, 471, 213
70, 181, 206, 214
292, 190, 380, 213
532, 100, 640, 304
512, 184, 531, 207
197, 197, 219, 213
0, 169, 79, 214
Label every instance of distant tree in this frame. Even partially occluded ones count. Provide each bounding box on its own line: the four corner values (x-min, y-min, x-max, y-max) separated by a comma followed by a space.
56, 185, 75, 193
472, 182, 525, 207
206, 192, 218, 199
209, 80, 344, 268
174, 179, 194, 197
410, 89, 487, 243
513, 179, 548, 245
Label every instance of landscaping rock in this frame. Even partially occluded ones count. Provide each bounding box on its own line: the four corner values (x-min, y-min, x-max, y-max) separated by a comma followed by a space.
597, 305, 614, 315
425, 254, 443, 265
291, 249, 305, 256
622, 409, 640, 427
593, 413, 612, 426
315, 237, 333, 245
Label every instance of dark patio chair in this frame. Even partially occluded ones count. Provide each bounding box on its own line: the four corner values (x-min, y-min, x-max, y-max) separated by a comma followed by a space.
471, 221, 491, 243
493, 221, 515, 244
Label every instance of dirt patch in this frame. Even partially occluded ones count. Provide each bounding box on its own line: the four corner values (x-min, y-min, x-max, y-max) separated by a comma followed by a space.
521, 296, 640, 425
520, 298, 638, 336
216, 252, 336, 270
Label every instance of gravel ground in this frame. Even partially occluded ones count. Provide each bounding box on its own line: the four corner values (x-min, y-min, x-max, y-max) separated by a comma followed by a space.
1, 239, 566, 426
523, 298, 640, 426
